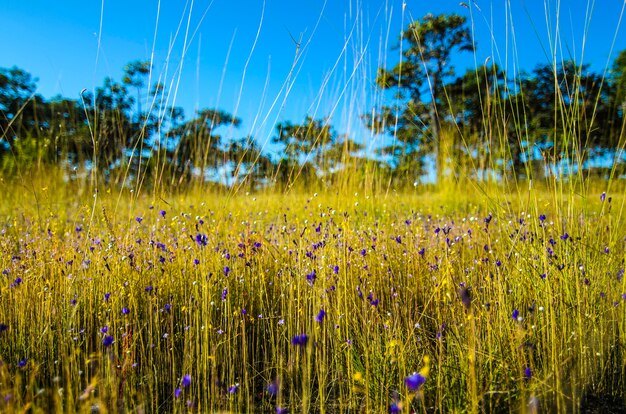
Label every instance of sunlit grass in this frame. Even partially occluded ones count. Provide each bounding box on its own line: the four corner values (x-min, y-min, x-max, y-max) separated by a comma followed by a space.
0, 182, 624, 413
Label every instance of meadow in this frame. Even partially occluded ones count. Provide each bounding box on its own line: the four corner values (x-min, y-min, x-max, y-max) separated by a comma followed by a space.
0, 177, 624, 413
2, 2, 626, 412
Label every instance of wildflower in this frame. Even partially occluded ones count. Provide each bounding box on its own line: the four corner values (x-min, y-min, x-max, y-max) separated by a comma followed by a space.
315, 309, 326, 323
160, 210, 166, 218
539, 214, 546, 223
306, 270, 316, 285
0, 323, 8, 333
404, 372, 426, 391
512, 309, 520, 320
221, 288, 228, 301
193, 258, 200, 265
333, 265, 339, 274
145, 285, 153, 293
601, 192, 606, 202
18, 359, 27, 368
100, 326, 108, 334
102, 336, 114, 347
182, 374, 191, 388
195, 233, 208, 247
135, 216, 143, 223
175, 388, 182, 398
560, 233, 569, 241
267, 381, 278, 397
291, 333, 308, 346
224, 266, 231, 276
228, 383, 239, 394
524, 367, 532, 379
389, 402, 402, 413
122, 307, 130, 315
276, 407, 288, 414
104, 293, 111, 301
395, 236, 402, 244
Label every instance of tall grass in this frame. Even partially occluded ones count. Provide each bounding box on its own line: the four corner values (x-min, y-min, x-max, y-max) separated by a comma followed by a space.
0, 0, 625, 412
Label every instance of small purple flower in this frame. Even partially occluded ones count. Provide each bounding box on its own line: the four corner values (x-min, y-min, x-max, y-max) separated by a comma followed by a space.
228, 383, 239, 394
164, 303, 172, 312
241, 308, 247, 316
122, 307, 130, 315
221, 288, 228, 301
223, 266, 231, 276
291, 333, 308, 346
601, 192, 606, 202
135, 216, 143, 223
193, 258, 200, 265
389, 402, 402, 413
175, 388, 182, 399
102, 336, 114, 347
418, 248, 425, 256
182, 374, 191, 387
306, 270, 316, 285
395, 236, 402, 244
360, 248, 367, 257
560, 233, 569, 241
160, 210, 166, 218
100, 326, 108, 334
333, 265, 339, 274
524, 367, 532, 379
0, 323, 8, 333
145, 285, 153, 293
18, 359, 27, 368
404, 372, 426, 391
70, 298, 77, 306
315, 309, 326, 323
267, 381, 279, 396
104, 292, 111, 301
276, 407, 289, 414
539, 214, 546, 223
512, 309, 520, 320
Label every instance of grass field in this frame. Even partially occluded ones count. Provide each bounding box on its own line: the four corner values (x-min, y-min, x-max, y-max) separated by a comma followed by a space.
0, 177, 624, 413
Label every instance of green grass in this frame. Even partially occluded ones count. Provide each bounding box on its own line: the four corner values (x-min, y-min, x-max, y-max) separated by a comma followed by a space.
0, 181, 624, 413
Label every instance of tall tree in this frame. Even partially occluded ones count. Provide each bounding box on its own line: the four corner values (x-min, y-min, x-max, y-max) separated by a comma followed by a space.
368, 13, 474, 183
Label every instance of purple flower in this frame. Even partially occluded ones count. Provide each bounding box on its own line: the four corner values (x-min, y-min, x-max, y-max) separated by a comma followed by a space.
104, 292, 111, 301
122, 307, 130, 315
160, 210, 166, 218
404, 372, 426, 391
276, 407, 289, 414
102, 335, 114, 347
195, 233, 208, 247
524, 367, 532, 379
228, 384, 239, 394
193, 258, 200, 265
512, 309, 520, 320
333, 265, 339, 274
175, 388, 182, 399
395, 236, 402, 244
389, 403, 402, 413
267, 381, 279, 396
135, 216, 143, 223
182, 374, 191, 387
291, 333, 308, 347
224, 266, 231, 276
360, 248, 367, 257
315, 309, 326, 323
221, 288, 228, 301
18, 359, 27, 368
100, 326, 108, 334
145, 285, 153, 293
0, 323, 8, 333
560, 233, 569, 241
539, 214, 546, 223
601, 192, 606, 202
306, 270, 316, 285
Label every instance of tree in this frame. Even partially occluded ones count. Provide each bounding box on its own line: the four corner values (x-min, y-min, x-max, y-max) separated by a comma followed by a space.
367, 13, 474, 183
165, 108, 241, 184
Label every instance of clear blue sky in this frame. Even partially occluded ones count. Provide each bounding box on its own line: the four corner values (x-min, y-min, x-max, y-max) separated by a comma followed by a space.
1, 0, 625, 157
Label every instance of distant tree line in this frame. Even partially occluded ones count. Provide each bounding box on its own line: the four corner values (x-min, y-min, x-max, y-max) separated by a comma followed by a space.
1, 13, 625, 189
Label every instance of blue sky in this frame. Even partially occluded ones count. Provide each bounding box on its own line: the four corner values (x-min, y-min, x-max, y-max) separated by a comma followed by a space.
1, 0, 625, 157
